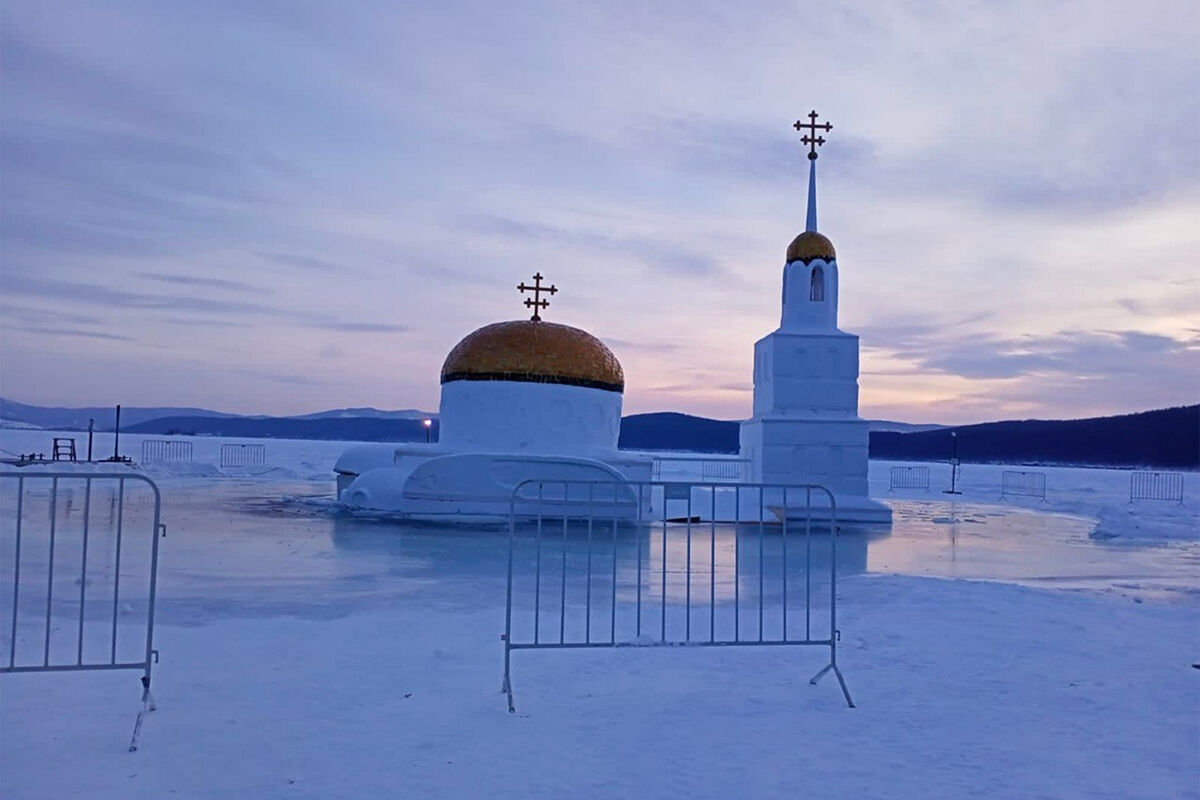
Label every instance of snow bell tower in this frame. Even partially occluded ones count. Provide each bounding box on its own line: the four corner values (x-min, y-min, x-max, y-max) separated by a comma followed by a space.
739, 112, 891, 524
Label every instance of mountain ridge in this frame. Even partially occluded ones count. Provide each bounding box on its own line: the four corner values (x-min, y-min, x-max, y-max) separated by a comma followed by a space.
3, 398, 1194, 468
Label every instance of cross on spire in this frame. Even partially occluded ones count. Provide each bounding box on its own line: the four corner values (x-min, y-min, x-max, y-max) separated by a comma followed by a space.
793, 110, 832, 160
517, 272, 557, 321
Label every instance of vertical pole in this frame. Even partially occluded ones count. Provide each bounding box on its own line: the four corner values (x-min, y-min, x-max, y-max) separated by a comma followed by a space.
829, 490, 854, 706
636, 484, 643, 638
113, 405, 121, 461
685, 490, 692, 641
610, 485, 617, 646
709, 488, 716, 643
111, 479, 126, 662
533, 483, 543, 645
9, 477, 24, 668
758, 486, 764, 642
830, 489, 837, 649
559, 484, 568, 645
585, 483, 593, 643
805, 487, 812, 641
660, 506, 667, 641
782, 487, 788, 642
734, 487, 740, 643
87, 419, 94, 462
142, 479, 162, 691
503, 481, 517, 710
43, 478, 58, 666
77, 478, 92, 665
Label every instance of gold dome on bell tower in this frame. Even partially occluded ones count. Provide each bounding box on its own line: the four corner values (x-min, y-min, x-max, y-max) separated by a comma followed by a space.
786, 231, 836, 264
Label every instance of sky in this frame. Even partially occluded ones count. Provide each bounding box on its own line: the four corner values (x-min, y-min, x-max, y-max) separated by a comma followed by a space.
1, 0, 1198, 424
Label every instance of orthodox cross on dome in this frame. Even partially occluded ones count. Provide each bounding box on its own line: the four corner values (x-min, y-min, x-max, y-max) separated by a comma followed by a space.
793, 110, 832, 160
793, 110, 832, 232
517, 272, 557, 321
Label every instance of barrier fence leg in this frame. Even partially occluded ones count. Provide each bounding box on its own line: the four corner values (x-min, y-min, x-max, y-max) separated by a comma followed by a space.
128, 675, 156, 752
502, 640, 516, 714
809, 659, 855, 708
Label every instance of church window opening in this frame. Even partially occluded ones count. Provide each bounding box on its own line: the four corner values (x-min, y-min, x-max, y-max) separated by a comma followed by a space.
810, 266, 825, 302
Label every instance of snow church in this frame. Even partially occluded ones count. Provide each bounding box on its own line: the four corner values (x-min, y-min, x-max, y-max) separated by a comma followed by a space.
336, 113, 889, 524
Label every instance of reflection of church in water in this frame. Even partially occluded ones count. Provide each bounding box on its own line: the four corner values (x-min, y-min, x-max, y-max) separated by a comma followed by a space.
335, 112, 889, 524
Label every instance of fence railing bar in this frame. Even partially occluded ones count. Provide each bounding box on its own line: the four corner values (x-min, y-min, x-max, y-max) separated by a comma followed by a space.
140, 481, 164, 719
610, 489, 618, 646
585, 483, 593, 644
782, 487, 789, 642
685, 492, 692, 642
43, 477, 58, 667
758, 486, 765, 643
559, 486, 568, 645
636, 484, 643, 638
734, 487, 740, 643
111, 478, 125, 663
77, 479, 93, 665
805, 487, 812, 641
9, 477, 24, 668
534, 483, 542, 645
503, 484, 516, 703
700, 489, 710, 642
660, 508, 667, 641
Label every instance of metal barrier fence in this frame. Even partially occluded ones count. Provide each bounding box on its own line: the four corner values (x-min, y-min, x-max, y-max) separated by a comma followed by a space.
1, 472, 165, 751
502, 480, 853, 713
650, 457, 749, 482
1130, 471, 1184, 504
220, 443, 266, 468
1001, 470, 1047, 501
141, 439, 194, 463
888, 465, 930, 491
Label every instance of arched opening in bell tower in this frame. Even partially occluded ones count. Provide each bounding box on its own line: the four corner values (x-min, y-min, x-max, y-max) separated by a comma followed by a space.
809, 265, 825, 302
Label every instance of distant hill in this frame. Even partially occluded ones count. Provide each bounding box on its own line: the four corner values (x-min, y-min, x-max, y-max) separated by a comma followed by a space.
0, 398, 436, 431
619, 407, 1197, 468
289, 407, 436, 421
0, 398, 236, 430
125, 415, 440, 442
619, 413, 741, 453
6, 397, 1195, 468
870, 405, 1199, 469
868, 420, 945, 433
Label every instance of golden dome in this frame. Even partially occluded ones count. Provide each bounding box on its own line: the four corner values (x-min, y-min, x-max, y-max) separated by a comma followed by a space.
441, 320, 624, 393
786, 231, 836, 264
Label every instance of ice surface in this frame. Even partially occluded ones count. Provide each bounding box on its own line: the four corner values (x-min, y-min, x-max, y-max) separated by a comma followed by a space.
1, 429, 1197, 799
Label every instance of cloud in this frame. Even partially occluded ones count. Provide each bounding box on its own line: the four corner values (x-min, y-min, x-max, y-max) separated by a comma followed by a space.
139, 273, 261, 293
467, 214, 722, 276
253, 252, 358, 275
159, 317, 256, 329
2, 274, 407, 334
604, 338, 679, 353
307, 322, 409, 333
230, 368, 328, 386
2, 273, 289, 317
0, 303, 103, 326
863, 323, 1197, 383
21, 327, 134, 342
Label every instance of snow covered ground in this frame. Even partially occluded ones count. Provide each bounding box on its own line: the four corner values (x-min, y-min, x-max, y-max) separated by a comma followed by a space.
1, 429, 1197, 799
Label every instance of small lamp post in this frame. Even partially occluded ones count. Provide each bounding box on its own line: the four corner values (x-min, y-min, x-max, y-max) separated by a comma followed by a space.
423, 418, 433, 443
943, 430, 962, 495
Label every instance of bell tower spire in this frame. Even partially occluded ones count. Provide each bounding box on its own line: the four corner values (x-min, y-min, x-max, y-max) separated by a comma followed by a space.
806, 159, 818, 232
793, 110, 831, 233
